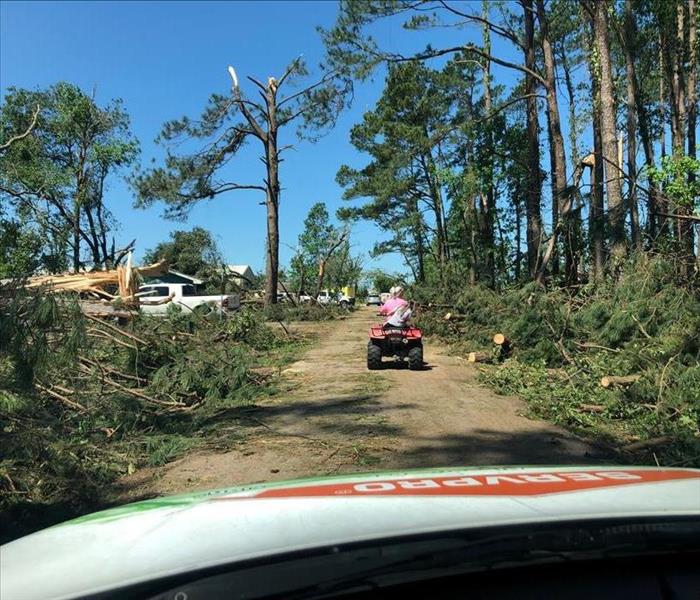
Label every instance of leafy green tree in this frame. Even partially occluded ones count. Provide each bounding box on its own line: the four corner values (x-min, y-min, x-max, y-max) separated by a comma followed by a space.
322, 0, 548, 281
288, 202, 351, 296
365, 269, 396, 293
337, 62, 454, 281
143, 227, 224, 281
0, 217, 43, 278
0, 83, 139, 273
325, 239, 363, 291
133, 59, 349, 306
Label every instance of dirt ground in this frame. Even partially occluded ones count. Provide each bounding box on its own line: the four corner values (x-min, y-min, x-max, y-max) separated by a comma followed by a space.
116, 307, 609, 500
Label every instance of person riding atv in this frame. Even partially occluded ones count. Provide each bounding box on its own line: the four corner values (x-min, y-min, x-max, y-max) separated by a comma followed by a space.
368, 288, 423, 370
378, 286, 407, 318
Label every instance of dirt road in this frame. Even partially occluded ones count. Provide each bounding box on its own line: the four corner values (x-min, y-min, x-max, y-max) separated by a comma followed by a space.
118, 307, 607, 499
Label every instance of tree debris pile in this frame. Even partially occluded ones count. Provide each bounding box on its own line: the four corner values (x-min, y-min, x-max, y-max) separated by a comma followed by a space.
0, 293, 302, 542
415, 256, 700, 466
21, 259, 169, 305
262, 302, 352, 322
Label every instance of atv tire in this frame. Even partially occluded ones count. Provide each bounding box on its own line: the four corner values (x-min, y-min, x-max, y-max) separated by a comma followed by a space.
367, 341, 382, 370
408, 345, 423, 370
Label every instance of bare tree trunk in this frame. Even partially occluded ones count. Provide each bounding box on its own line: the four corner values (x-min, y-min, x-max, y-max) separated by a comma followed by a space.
297, 259, 306, 298
265, 85, 280, 306
95, 170, 111, 267
421, 151, 448, 270
537, 0, 572, 282
315, 262, 326, 299
676, 1, 694, 272
689, 0, 698, 283
72, 152, 88, 272
591, 70, 605, 280
656, 35, 672, 238
482, 0, 496, 288
663, 2, 693, 273
673, 2, 687, 155
463, 198, 478, 285
545, 106, 559, 277
560, 47, 580, 167
662, 5, 686, 153
688, 0, 698, 169
689, 0, 697, 167
623, 0, 641, 250
592, 0, 626, 260
514, 183, 522, 281
83, 202, 103, 268
411, 197, 426, 283
560, 44, 583, 278
523, 0, 543, 278
72, 200, 81, 272
630, 34, 659, 241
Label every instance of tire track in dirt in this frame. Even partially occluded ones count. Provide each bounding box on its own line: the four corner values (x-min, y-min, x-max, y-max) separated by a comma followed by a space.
117, 307, 608, 500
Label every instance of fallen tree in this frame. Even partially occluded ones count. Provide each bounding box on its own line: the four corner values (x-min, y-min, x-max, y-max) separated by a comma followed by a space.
24, 258, 169, 304
0, 295, 303, 541
414, 255, 700, 467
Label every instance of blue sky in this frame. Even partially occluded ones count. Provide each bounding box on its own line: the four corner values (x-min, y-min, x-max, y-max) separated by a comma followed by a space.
1, 0, 560, 277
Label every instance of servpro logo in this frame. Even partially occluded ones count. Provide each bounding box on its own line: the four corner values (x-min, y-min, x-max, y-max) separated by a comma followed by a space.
250, 469, 700, 499
351, 471, 644, 493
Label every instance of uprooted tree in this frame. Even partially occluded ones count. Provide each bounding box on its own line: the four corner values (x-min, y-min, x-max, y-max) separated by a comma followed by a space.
132, 58, 350, 306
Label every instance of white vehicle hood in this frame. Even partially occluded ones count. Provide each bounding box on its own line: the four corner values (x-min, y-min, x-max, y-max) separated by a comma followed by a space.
2, 465, 699, 599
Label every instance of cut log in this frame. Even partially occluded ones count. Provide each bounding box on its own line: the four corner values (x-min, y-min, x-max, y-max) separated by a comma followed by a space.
444, 312, 467, 321
492, 333, 510, 346
83, 310, 136, 320
467, 351, 493, 363
580, 403, 605, 413
575, 341, 620, 353
600, 375, 640, 388
492, 333, 512, 359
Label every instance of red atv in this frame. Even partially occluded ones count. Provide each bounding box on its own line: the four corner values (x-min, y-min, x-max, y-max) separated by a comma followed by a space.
367, 324, 424, 370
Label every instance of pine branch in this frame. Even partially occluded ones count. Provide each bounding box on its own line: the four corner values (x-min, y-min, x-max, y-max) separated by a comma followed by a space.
389, 44, 546, 85
436, 1, 524, 48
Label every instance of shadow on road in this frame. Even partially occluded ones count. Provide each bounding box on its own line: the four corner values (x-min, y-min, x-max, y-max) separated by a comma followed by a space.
393, 429, 617, 468
378, 361, 435, 371
200, 394, 418, 439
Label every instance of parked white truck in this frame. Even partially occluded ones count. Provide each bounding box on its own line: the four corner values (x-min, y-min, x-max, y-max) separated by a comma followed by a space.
138, 283, 239, 316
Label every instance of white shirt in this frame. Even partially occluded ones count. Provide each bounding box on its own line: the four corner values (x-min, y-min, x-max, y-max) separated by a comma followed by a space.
386, 305, 412, 327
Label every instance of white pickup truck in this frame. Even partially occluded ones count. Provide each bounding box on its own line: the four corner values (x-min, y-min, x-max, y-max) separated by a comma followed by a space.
138, 283, 239, 316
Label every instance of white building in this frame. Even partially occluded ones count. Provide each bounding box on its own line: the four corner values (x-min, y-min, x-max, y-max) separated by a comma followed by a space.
227, 265, 255, 289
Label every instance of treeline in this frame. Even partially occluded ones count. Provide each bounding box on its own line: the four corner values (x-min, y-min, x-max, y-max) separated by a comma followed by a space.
324, 0, 699, 286
0, 67, 351, 307
3, 1, 697, 297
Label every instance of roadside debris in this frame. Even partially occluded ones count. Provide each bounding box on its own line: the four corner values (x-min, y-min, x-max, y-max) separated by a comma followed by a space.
24, 256, 169, 305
